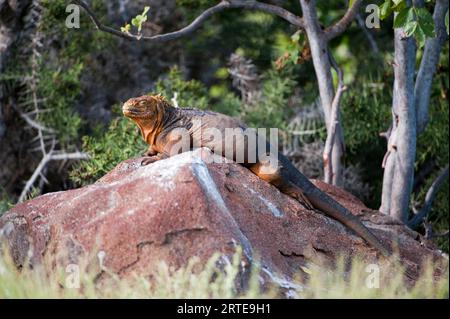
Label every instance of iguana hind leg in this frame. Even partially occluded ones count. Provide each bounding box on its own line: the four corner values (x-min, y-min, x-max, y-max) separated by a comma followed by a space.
248, 161, 313, 210
279, 182, 314, 210
250, 159, 391, 258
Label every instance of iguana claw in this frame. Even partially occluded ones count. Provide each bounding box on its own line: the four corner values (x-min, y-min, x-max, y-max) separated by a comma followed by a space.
141, 156, 159, 166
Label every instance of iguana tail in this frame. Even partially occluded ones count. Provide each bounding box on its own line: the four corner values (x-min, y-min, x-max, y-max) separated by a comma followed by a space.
251, 152, 392, 258
305, 187, 392, 258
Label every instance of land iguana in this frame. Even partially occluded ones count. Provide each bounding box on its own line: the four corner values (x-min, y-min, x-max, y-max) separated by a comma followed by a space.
122, 94, 391, 258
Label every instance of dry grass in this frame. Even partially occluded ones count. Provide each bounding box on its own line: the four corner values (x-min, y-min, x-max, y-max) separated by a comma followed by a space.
0, 248, 448, 299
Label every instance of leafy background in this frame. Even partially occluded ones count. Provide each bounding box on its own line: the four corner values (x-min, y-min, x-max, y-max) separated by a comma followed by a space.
0, 0, 448, 251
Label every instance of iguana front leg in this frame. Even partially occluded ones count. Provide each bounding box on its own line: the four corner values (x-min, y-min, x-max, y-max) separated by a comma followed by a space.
141, 153, 168, 166
141, 130, 190, 166
140, 145, 165, 166
143, 145, 157, 157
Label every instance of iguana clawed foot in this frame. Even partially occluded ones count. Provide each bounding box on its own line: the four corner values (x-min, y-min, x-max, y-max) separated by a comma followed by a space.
297, 190, 314, 210
280, 182, 314, 210
141, 155, 161, 166
141, 153, 168, 166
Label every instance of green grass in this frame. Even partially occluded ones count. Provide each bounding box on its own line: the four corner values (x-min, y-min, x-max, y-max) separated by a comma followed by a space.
301, 256, 449, 299
0, 248, 447, 299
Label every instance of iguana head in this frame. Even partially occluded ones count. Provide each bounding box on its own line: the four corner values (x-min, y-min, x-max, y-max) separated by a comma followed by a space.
122, 94, 169, 119
122, 94, 172, 144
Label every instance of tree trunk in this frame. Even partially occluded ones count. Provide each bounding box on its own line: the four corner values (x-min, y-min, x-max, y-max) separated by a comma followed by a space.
380, 134, 396, 214
415, 0, 449, 134
380, 25, 417, 223
381, 1, 447, 223
299, 0, 344, 186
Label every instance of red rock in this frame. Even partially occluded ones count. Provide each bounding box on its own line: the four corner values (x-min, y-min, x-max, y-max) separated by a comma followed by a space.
0, 148, 446, 294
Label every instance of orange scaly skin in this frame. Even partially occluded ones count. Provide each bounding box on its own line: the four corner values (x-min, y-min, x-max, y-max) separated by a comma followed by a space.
123, 94, 392, 258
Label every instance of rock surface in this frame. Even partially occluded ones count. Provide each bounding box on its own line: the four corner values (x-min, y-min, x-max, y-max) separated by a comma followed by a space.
0, 148, 447, 293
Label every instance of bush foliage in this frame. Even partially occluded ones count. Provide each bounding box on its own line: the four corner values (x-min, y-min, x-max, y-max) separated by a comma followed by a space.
1, 0, 448, 255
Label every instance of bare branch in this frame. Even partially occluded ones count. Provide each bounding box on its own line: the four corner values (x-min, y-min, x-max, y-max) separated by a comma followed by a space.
415, 0, 449, 134
17, 97, 47, 107
289, 128, 325, 136
323, 51, 347, 183
20, 112, 55, 133
379, 125, 392, 141
428, 230, 449, 239
408, 165, 449, 229
423, 221, 449, 239
356, 12, 379, 54
49, 152, 90, 161
299, 0, 346, 185
171, 92, 179, 108
18, 150, 90, 203
73, 0, 304, 42
11, 103, 55, 133
19, 154, 51, 203
324, 0, 363, 41
18, 138, 56, 203
431, 230, 449, 238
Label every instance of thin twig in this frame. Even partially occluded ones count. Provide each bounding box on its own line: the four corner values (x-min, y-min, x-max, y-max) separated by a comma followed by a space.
18, 98, 47, 107
423, 220, 449, 239
18, 138, 56, 203
171, 92, 179, 108
323, 51, 347, 183
49, 152, 90, 161
289, 127, 326, 136
324, 0, 363, 41
73, 0, 304, 42
18, 151, 90, 203
356, 12, 379, 54
11, 103, 55, 133
408, 165, 449, 229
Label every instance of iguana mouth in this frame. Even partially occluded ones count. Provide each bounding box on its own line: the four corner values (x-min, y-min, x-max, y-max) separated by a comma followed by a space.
123, 108, 140, 116
122, 106, 148, 118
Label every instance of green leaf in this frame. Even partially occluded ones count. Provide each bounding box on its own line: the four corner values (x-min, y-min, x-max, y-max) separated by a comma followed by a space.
130, 6, 151, 33
142, 6, 150, 16
380, 1, 393, 20
415, 24, 427, 48
291, 30, 301, 43
394, 7, 414, 29
131, 17, 139, 27
404, 20, 418, 37
392, 0, 406, 12
416, 7, 436, 38
290, 50, 300, 64
121, 23, 131, 33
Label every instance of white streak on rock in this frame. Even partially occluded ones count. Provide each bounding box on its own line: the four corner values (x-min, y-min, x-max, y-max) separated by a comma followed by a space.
97, 250, 106, 269
104, 152, 200, 191
243, 184, 283, 218
261, 266, 304, 297
190, 153, 253, 261
0, 221, 14, 237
